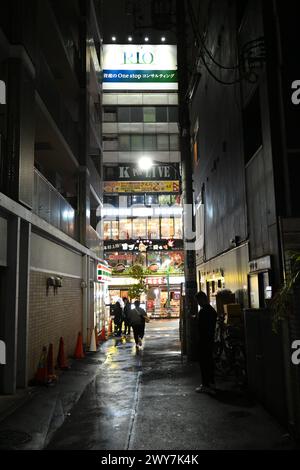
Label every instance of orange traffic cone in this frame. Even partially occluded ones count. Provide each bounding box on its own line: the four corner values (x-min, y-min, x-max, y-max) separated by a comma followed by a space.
89, 328, 97, 352
56, 337, 70, 370
100, 326, 107, 342
47, 343, 57, 382
74, 332, 85, 359
34, 346, 49, 385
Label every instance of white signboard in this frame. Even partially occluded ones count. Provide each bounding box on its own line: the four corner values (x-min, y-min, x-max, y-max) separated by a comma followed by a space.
102, 44, 178, 90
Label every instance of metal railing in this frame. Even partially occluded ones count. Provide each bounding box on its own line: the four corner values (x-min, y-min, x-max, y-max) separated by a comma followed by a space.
36, 50, 79, 160
33, 169, 77, 239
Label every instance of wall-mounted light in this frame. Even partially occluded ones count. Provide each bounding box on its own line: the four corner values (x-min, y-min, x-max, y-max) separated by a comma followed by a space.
144, 37, 149, 42
128, 36, 133, 42
161, 37, 166, 42
112, 36, 116, 42
47, 276, 62, 295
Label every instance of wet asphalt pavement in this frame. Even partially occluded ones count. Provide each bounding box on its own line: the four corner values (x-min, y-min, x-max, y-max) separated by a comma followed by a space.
46, 319, 293, 450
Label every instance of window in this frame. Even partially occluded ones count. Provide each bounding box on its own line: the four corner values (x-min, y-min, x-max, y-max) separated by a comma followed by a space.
159, 194, 171, 205
157, 135, 169, 151
168, 107, 178, 122
170, 134, 179, 150
111, 221, 119, 239
143, 107, 156, 122
103, 135, 118, 151
161, 218, 174, 238
145, 194, 158, 206
103, 107, 117, 122
131, 195, 145, 206
156, 107, 168, 122
119, 219, 132, 239
119, 135, 130, 151
118, 107, 130, 122
147, 218, 160, 239
104, 221, 111, 240
144, 135, 156, 151
132, 218, 147, 238
131, 135, 143, 151
104, 195, 119, 207
131, 107, 143, 122
174, 218, 182, 239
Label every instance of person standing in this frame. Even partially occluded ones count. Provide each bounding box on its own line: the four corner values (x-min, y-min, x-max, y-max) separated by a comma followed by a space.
122, 297, 131, 335
195, 291, 217, 394
128, 300, 148, 349
113, 301, 123, 336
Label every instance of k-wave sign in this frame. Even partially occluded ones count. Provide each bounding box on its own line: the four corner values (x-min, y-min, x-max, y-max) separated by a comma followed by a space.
102, 44, 178, 90
104, 164, 179, 181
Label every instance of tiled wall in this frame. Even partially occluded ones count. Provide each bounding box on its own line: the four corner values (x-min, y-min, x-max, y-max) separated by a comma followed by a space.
28, 271, 83, 381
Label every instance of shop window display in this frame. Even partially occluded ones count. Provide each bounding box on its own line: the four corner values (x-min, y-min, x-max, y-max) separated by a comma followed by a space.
132, 218, 147, 238
161, 218, 174, 238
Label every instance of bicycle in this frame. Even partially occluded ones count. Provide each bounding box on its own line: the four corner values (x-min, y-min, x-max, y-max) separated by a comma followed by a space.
214, 315, 247, 386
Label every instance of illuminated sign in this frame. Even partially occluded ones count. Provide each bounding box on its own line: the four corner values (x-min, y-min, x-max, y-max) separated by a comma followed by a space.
97, 263, 112, 283
104, 164, 179, 181
104, 239, 183, 252
104, 180, 180, 194
103, 44, 178, 90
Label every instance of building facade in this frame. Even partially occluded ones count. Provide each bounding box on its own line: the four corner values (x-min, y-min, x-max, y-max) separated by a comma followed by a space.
101, 42, 184, 317
189, 0, 300, 434
0, 0, 106, 393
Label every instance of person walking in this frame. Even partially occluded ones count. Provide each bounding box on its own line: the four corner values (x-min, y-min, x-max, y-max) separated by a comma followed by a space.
113, 301, 123, 337
194, 291, 217, 394
122, 297, 131, 335
128, 300, 149, 349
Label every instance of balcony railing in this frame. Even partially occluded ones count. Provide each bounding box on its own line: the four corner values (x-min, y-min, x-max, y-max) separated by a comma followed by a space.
33, 169, 77, 239
36, 50, 79, 160
87, 225, 102, 258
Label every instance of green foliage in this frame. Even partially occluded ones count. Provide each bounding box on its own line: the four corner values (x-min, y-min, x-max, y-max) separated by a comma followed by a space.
127, 264, 149, 300
271, 252, 300, 333
128, 282, 147, 300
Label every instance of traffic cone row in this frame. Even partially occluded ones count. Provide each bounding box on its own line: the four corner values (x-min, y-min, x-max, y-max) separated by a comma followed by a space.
74, 332, 85, 359
56, 337, 70, 370
99, 326, 107, 342
32, 344, 58, 386
89, 328, 97, 352
32, 325, 109, 384
108, 319, 112, 335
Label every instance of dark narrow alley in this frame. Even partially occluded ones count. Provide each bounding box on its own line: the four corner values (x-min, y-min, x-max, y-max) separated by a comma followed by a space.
5, 320, 288, 451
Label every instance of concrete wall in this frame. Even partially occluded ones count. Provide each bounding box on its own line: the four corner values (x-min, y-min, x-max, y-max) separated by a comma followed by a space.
191, 0, 248, 261
30, 232, 82, 277
198, 244, 249, 307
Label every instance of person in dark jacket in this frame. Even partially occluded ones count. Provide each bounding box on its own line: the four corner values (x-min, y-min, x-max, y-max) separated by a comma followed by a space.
127, 300, 148, 349
113, 301, 123, 336
195, 291, 217, 394
122, 297, 131, 335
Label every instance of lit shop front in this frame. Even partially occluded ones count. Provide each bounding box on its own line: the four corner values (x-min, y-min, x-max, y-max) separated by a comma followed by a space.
105, 244, 184, 318
94, 262, 111, 335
